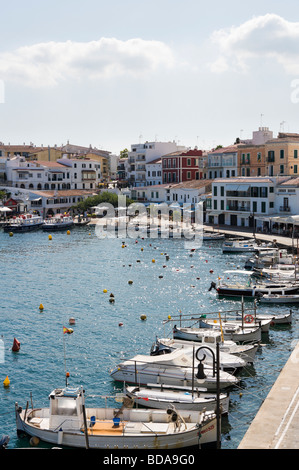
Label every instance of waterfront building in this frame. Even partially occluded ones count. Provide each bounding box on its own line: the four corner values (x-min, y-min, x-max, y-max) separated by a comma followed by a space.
161, 148, 202, 184
208, 177, 280, 228
207, 145, 239, 179
264, 133, 299, 176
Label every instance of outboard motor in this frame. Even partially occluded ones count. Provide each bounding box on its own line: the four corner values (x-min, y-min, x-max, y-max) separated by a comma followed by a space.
0, 435, 9, 449
208, 281, 217, 291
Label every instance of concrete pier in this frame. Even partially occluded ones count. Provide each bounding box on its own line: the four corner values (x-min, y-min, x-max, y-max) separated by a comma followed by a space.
238, 341, 299, 449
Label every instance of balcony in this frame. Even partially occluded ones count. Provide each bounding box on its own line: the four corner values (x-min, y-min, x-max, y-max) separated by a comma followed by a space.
226, 204, 251, 212
280, 206, 291, 212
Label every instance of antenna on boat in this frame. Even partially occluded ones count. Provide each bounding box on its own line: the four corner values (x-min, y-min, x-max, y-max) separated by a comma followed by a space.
63, 326, 73, 386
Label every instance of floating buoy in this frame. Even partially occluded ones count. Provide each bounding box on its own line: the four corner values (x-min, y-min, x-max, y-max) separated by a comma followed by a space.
128, 280, 133, 284
136, 259, 140, 263
12, 338, 20, 352
168, 315, 171, 320
210, 269, 214, 273
159, 275, 163, 278
39, 304, 44, 311
69, 317, 75, 325
48, 235, 52, 240
67, 230, 70, 235
109, 294, 115, 303
9, 232, 13, 237
29, 436, 40, 447
152, 259, 155, 263
103, 289, 107, 293
3, 376, 10, 387
141, 248, 143, 251
119, 322, 123, 327
140, 314, 147, 321
239, 392, 243, 398
66, 372, 70, 379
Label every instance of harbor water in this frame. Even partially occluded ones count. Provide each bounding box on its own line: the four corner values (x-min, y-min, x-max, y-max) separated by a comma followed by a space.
0, 225, 299, 449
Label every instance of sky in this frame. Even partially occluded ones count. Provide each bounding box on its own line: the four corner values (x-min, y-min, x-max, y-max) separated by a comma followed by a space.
1, 0, 299, 154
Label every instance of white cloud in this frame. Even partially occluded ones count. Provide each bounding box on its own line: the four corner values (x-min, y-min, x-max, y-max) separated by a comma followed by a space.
0, 37, 175, 87
208, 13, 299, 74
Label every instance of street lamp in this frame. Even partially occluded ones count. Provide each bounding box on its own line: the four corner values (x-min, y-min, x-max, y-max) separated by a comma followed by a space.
194, 344, 221, 449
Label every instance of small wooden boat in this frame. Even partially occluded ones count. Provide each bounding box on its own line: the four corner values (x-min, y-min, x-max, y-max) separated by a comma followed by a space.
125, 383, 230, 414
15, 386, 218, 449
173, 322, 261, 344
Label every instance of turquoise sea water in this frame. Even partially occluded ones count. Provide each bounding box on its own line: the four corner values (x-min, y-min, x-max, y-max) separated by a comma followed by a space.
0, 225, 298, 449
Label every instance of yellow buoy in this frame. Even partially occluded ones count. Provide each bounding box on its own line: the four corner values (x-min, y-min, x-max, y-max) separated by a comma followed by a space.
9, 232, 13, 237
39, 303, 44, 311
103, 289, 107, 293
152, 259, 155, 263
141, 248, 143, 251
3, 376, 10, 387
48, 235, 52, 240
67, 230, 70, 235
168, 315, 171, 320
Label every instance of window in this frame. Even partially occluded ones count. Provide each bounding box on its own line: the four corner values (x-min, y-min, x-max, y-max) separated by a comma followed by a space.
261, 201, 266, 213
257, 152, 261, 161
269, 186, 274, 193
252, 201, 257, 212
280, 164, 284, 174
280, 149, 284, 159
214, 186, 217, 196
221, 200, 224, 210
270, 202, 274, 208
220, 186, 224, 196
295, 165, 298, 174
187, 171, 191, 179
257, 168, 261, 176
213, 200, 217, 210
295, 150, 298, 159
187, 158, 191, 166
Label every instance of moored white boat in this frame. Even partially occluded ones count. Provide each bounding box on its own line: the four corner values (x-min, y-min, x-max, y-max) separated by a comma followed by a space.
203, 232, 225, 241
259, 293, 299, 304
15, 386, 218, 449
152, 335, 258, 364
222, 239, 258, 253
73, 215, 90, 226
125, 384, 230, 414
3, 213, 44, 232
110, 349, 239, 391
173, 322, 261, 344
42, 214, 74, 231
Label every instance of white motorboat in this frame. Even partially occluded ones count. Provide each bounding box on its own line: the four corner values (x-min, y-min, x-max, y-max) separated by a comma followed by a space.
110, 349, 239, 391
125, 383, 230, 414
149, 339, 246, 372
245, 251, 294, 270
42, 214, 74, 231
3, 213, 44, 232
15, 386, 218, 449
259, 293, 299, 304
222, 239, 258, 253
212, 275, 299, 298
173, 323, 261, 344
73, 215, 90, 226
202, 232, 225, 241
151, 335, 258, 364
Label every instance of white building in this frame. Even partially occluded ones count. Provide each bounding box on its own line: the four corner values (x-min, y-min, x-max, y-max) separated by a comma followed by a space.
208, 177, 278, 228
145, 158, 162, 186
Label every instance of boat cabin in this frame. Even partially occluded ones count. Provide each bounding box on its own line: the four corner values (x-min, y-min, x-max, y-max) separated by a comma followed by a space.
48, 387, 84, 431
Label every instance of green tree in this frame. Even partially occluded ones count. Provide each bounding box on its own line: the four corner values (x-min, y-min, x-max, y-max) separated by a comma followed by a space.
119, 148, 129, 159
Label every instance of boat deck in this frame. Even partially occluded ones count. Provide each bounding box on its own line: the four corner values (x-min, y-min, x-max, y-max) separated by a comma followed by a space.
238, 340, 299, 449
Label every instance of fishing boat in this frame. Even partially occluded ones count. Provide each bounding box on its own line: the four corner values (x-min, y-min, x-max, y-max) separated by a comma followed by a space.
42, 214, 74, 231
259, 293, 299, 304
173, 322, 261, 344
15, 386, 218, 449
151, 335, 258, 364
3, 213, 44, 233
125, 383, 230, 414
236, 309, 292, 325
222, 239, 259, 253
110, 349, 239, 391
196, 316, 272, 333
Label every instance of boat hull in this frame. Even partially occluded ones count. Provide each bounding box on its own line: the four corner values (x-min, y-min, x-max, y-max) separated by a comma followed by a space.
173, 323, 261, 344
15, 405, 217, 449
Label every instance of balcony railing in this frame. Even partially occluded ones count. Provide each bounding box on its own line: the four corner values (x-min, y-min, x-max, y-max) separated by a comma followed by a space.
280, 206, 291, 212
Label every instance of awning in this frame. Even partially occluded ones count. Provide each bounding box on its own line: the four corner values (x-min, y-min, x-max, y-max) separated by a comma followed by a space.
226, 184, 239, 191
0, 207, 12, 212
208, 211, 223, 216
